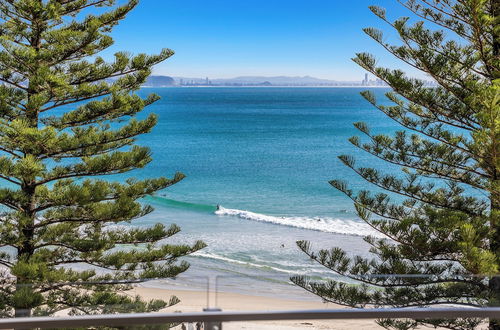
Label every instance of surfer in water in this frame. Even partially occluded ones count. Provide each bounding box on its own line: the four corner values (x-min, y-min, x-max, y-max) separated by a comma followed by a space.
216, 204, 221, 211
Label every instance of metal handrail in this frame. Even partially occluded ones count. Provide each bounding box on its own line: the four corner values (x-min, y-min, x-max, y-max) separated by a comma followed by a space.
0, 307, 499, 329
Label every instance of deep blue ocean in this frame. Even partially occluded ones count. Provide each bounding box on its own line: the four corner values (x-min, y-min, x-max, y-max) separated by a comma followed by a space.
123, 87, 398, 296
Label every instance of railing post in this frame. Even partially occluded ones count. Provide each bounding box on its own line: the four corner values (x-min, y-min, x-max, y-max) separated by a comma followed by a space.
203, 308, 222, 330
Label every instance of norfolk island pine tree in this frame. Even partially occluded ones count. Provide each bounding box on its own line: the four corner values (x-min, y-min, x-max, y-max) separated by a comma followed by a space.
292, 1, 500, 329
0, 0, 205, 318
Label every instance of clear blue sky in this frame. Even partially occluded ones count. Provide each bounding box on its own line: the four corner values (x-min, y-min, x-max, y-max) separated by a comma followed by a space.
105, 0, 423, 81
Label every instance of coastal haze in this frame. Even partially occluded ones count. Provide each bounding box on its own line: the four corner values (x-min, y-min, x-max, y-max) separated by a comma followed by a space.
142, 74, 437, 87
169, 75, 384, 86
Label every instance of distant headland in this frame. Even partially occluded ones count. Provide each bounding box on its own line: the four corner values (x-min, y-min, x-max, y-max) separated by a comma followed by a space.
142, 74, 438, 87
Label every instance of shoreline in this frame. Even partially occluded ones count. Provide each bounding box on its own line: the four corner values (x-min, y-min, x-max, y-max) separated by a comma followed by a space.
131, 286, 382, 329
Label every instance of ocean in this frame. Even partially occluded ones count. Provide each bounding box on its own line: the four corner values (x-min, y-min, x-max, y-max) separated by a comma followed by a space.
124, 87, 397, 298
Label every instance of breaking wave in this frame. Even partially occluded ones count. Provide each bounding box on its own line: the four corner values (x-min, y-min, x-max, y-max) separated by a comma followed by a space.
215, 206, 383, 237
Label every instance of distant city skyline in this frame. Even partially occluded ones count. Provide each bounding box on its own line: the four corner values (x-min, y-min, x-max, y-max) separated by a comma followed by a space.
142, 73, 438, 87
105, 0, 430, 80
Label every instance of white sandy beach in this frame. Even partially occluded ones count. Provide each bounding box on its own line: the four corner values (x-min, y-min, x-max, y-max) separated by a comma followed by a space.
131, 286, 382, 329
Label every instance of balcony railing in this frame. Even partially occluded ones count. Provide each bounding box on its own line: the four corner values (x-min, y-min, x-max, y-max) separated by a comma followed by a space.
0, 307, 499, 329
0, 275, 498, 329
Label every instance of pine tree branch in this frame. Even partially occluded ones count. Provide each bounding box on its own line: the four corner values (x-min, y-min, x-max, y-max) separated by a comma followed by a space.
395, 36, 481, 124
42, 90, 110, 112
39, 128, 140, 160
350, 142, 485, 189
292, 281, 364, 308
360, 59, 478, 131
300, 244, 486, 289
33, 212, 142, 229
34, 193, 138, 214
68, 67, 148, 87
360, 30, 480, 128
378, 7, 487, 77
357, 129, 489, 180
365, 237, 463, 263
366, 29, 476, 96
389, 66, 477, 133
0, 200, 21, 211
44, 144, 131, 159
469, 7, 494, 77
354, 207, 410, 243
370, 101, 479, 159
416, 0, 469, 25
0, 146, 22, 159
37, 279, 147, 294
36, 169, 129, 186
307, 252, 481, 289
0, 3, 31, 22
48, 257, 178, 270
395, 1, 472, 40
40, 81, 138, 112
0, 77, 27, 91
0, 175, 20, 186
341, 192, 407, 222
36, 147, 151, 186
60, 0, 110, 16
0, 47, 33, 74
6, 37, 30, 48
0, 62, 30, 83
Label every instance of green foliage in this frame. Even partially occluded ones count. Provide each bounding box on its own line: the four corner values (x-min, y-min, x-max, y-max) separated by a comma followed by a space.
293, 1, 499, 329
0, 0, 206, 318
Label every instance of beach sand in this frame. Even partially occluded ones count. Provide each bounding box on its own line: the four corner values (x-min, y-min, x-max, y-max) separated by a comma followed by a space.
131, 286, 382, 329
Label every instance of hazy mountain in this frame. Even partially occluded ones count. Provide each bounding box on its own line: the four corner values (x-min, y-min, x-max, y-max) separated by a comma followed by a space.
172, 75, 359, 86
143, 75, 175, 86
213, 76, 338, 85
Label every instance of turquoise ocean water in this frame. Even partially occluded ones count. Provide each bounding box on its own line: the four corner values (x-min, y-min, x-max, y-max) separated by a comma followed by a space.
120, 87, 398, 296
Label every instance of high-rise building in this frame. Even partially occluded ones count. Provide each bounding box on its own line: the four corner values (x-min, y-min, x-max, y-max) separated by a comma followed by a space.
206, 77, 209, 85
362, 73, 369, 86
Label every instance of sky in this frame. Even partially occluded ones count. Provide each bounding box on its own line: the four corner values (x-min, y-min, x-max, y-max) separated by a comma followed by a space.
104, 0, 426, 81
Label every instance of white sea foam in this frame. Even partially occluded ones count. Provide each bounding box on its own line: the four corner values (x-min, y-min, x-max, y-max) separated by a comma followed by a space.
193, 251, 305, 274
215, 206, 384, 238
192, 251, 344, 276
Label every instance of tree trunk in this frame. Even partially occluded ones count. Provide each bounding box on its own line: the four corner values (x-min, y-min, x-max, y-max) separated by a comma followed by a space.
12, 2, 43, 318
489, 188, 500, 330
489, 1, 499, 327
